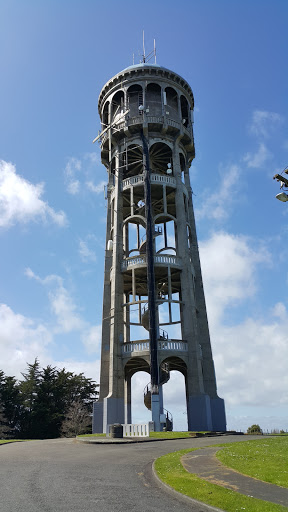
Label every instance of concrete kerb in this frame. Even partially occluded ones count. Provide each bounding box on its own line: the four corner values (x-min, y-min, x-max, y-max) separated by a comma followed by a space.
151, 459, 224, 512
76, 432, 241, 444
76, 435, 196, 444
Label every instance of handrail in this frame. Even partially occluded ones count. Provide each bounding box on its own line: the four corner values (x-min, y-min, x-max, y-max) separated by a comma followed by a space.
122, 340, 188, 354
121, 254, 181, 271
140, 226, 162, 246
122, 173, 176, 190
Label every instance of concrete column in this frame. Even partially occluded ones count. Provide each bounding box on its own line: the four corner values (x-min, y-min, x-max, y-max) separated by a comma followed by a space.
173, 148, 204, 394
103, 149, 125, 431
93, 187, 113, 432
173, 148, 215, 431
124, 376, 132, 424
185, 171, 218, 398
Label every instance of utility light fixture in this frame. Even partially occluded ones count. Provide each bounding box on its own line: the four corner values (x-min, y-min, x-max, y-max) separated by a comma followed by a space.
273, 166, 288, 203
276, 192, 288, 202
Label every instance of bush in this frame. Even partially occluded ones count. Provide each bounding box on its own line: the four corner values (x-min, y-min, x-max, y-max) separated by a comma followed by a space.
247, 424, 262, 434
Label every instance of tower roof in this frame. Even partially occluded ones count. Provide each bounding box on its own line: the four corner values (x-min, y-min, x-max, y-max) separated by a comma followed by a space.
98, 63, 194, 113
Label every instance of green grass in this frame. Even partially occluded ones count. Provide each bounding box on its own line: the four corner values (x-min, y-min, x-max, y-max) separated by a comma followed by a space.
150, 431, 195, 439
0, 440, 26, 444
155, 440, 288, 512
77, 433, 106, 438
217, 437, 288, 488
78, 431, 202, 439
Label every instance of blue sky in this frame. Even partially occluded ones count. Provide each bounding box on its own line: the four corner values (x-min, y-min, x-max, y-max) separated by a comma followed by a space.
1, 0, 288, 432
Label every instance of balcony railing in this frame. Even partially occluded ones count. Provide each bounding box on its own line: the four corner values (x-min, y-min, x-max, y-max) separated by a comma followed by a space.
122, 340, 188, 354
121, 254, 181, 271
122, 173, 176, 191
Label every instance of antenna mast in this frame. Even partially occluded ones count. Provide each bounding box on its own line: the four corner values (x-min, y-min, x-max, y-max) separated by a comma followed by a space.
140, 33, 156, 64
143, 30, 146, 63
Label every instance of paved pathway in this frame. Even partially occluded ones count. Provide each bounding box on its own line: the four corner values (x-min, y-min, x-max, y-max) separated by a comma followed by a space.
0, 435, 253, 512
182, 446, 288, 507
1, 435, 286, 511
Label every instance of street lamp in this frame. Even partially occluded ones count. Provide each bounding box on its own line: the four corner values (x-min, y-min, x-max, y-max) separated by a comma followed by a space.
275, 192, 288, 202
273, 166, 288, 202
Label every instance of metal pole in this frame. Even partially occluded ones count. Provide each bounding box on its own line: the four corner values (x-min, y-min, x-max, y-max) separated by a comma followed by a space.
141, 131, 160, 431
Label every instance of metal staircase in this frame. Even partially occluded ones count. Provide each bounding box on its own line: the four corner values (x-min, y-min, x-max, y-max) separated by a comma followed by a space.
143, 382, 173, 431
139, 226, 162, 254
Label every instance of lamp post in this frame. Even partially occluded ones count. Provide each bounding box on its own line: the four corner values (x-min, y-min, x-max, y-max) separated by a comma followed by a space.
273, 167, 288, 202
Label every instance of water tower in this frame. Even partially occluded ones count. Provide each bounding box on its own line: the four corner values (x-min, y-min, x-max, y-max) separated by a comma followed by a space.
92, 60, 226, 433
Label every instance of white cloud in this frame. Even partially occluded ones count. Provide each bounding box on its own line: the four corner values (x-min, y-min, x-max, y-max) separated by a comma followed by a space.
0, 303, 52, 378
25, 268, 85, 333
64, 153, 104, 196
84, 152, 100, 164
67, 180, 80, 195
0, 301, 100, 382
48, 284, 85, 333
213, 308, 288, 409
54, 359, 100, 382
248, 110, 283, 139
64, 157, 82, 195
81, 325, 102, 354
196, 163, 241, 221
243, 142, 272, 168
78, 238, 97, 263
199, 231, 270, 325
86, 180, 106, 194
0, 160, 67, 228
195, 230, 288, 419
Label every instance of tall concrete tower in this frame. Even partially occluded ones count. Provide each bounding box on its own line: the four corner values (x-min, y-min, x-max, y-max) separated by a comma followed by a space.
93, 62, 226, 433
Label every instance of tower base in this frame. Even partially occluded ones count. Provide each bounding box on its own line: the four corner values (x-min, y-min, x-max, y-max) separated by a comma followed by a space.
187, 394, 213, 431
210, 396, 226, 431
187, 395, 226, 431
92, 401, 103, 433
93, 397, 125, 433
103, 396, 125, 433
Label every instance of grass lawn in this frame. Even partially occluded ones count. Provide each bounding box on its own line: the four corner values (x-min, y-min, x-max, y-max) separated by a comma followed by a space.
77, 433, 106, 437
150, 431, 195, 439
78, 431, 204, 439
217, 437, 288, 488
155, 438, 288, 512
0, 440, 25, 445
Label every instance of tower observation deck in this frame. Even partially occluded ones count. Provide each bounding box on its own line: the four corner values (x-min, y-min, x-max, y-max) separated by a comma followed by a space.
93, 63, 226, 433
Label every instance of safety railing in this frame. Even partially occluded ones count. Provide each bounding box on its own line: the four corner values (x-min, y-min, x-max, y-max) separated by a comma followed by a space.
122, 173, 176, 191
122, 340, 188, 354
121, 254, 181, 271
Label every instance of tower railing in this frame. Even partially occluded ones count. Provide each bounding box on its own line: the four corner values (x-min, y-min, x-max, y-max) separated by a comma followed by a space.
122, 173, 176, 191
122, 340, 188, 354
121, 254, 182, 271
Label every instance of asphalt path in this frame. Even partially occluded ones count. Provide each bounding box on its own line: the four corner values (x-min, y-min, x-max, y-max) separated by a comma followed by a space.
0, 435, 258, 512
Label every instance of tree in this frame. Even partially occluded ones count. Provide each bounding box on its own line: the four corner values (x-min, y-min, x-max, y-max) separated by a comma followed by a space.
32, 365, 62, 439
19, 359, 42, 438
0, 371, 21, 438
0, 400, 9, 439
247, 424, 262, 434
0, 361, 99, 439
61, 399, 91, 437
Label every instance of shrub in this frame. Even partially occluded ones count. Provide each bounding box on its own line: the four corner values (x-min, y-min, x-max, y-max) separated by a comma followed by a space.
247, 424, 262, 434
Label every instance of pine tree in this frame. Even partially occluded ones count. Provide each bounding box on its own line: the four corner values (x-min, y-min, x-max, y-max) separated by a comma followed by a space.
0, 371, 21, 438
0, 400, 9, 439
0, 361, 99, 439
19, 359, 41, 438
